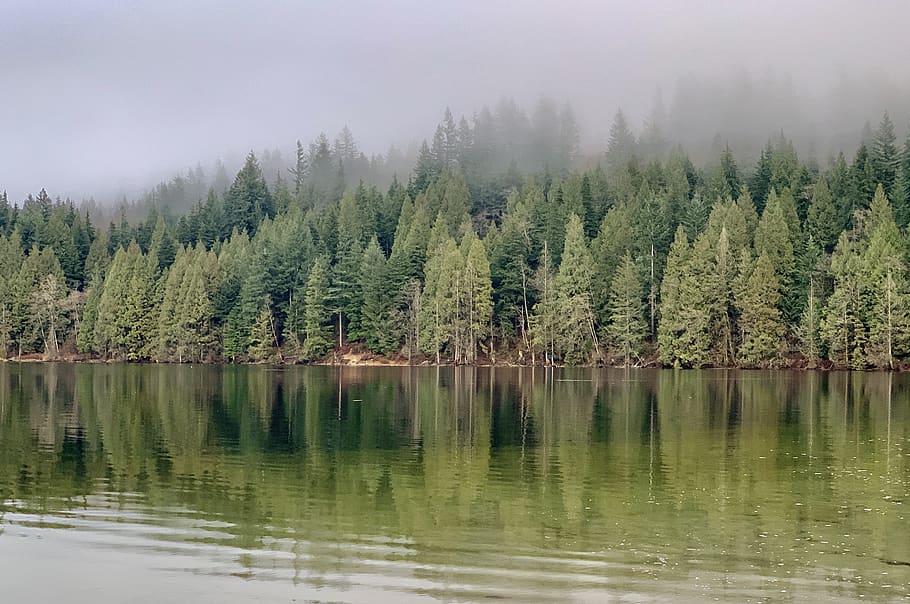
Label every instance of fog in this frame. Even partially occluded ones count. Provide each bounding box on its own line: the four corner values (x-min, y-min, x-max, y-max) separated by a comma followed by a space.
2, 0, 909, 203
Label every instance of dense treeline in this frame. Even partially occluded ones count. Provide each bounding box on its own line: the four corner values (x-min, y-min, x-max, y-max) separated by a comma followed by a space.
2, 108, 910, 368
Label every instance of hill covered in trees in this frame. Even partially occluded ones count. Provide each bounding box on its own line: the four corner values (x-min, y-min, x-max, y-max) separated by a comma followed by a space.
2, 107, 910, 369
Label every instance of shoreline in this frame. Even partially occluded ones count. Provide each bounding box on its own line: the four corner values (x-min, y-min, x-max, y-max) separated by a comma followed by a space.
1, 352, 904, 371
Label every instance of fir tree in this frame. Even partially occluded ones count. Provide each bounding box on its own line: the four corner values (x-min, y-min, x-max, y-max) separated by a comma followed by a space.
530, 240, 558, 365
303, 257, 333, 360
871, 112, 899, 198
657, 227, 689, 367
555, 214, 598, 364
359, 236, 393, 353
607, 252, 645, 366
223, 152, 273, 236
822, 233, 865, 368
798, 274, 822, 368
460, 233, 493, 363
248, 298, 277, 363
737, 252, 784, 367
807, 177, 839, 251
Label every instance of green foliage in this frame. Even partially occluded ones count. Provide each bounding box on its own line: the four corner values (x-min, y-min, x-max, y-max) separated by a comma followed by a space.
657, 227, 689, 367
821, 233, 865, 369
807, 177, 839, 251
736, 252, 784, 367
5, 105, 910, 370
359, 236, 395, 354
248, 298, 277, 363
607, 253, 645, 366
303, 257, 333, 360
224, 152, 274, 236
554, 214, 597, 364
95, 242, 157, 360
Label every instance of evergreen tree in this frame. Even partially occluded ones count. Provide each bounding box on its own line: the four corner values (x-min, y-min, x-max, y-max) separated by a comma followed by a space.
223, 152, 273, 236
672, 236, 716, 368
871, 112, 899, 198
530, 240, 558, 365
359, 236, 394, 353
807, 177, 839, 251
248, 298, 277, 363
798, 274, 822, 368
591, 205, 634, 325
850, 144, 876, 217
441, 171, 471, 235
459, 233, 493, 363
754, 189, 796, 320
749, 142, 773, 211
303, 257, 333, 360
822, 233, 865, 368
95, 242, 156, 360
0, 234, 25, 356
737, 252, 784, 367
488, 193, 533, 342
893, 126, 910, 227
555, 214, 598, 364
861, 187, 906, 368
657, 227, 689, 367
607, 252, 645, 366
605, 109, 636, 172
418, 237, 461, 363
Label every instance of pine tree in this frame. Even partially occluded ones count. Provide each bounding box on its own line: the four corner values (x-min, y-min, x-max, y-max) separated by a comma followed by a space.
605, 109, 636, 172
682, 193, 710, 240
529, 240, 558, 365
712, 226, 737, 365
798, 274, 822, 368
850, 144, 877, 216
719, 144, 742, 200
591, 205, 634, 325
871, 112, 899, 198
248, 298, 276, 363
657, 227, 689, 367
0, 234, 25, 356
607, 253, 645, 366
749, 142, 773, 211
418, 237, 461, 363
735, 187, 759, 246
807, 177, 838, 251
359, 236, 393, 353
224, 152, 273, 236
754, 189, 795, 320
861, 188, 906, 368
95, 242, 156, 360
303, 257, 333, 360
460, 233, 493, 363
554, 214, 598, 364
488, 193, 533, 342
441, 171, 470, 236
893, 126, 910, 227
332, 192, 367, 341
673, 236, 716, 368
156, 246, 189, 360
822, 232, 865, 368
737, 252, 784, 367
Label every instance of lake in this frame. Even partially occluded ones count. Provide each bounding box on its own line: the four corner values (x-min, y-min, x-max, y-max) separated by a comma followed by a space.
0, 363, 907, 602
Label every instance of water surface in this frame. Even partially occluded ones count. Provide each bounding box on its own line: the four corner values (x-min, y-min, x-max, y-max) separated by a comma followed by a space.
0, 364, 907, 602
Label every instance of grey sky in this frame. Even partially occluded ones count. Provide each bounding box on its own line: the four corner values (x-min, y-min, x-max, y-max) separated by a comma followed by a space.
2, 0, 909, 202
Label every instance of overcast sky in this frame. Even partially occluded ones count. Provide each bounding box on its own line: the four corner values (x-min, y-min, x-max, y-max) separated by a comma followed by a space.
2, 0, 909, 202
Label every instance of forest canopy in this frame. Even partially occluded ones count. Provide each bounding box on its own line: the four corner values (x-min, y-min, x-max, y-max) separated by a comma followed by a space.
2, 104, 910, 369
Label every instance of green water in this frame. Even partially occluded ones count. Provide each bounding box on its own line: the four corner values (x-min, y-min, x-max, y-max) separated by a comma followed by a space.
0, 363, 907, 602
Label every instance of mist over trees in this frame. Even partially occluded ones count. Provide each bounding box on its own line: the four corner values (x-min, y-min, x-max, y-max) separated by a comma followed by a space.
3, 100, 910, 368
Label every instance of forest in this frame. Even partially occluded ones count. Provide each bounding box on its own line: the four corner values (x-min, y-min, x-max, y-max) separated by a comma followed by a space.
2, 104, 910, 369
